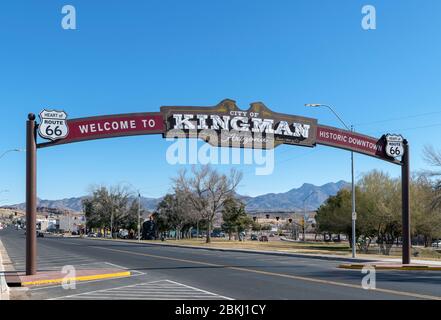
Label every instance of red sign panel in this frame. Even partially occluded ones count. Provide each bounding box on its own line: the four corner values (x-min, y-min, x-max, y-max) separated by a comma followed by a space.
37, 113, 164, 148
316, 125, 388, 160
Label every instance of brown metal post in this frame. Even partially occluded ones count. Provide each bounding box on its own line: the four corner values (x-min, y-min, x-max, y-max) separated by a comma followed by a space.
401, 140, 411, 265
26, 113, 37, 275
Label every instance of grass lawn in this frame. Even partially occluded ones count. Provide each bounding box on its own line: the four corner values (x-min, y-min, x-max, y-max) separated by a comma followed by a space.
149, 238, 352, 256
145, 238, 441, 260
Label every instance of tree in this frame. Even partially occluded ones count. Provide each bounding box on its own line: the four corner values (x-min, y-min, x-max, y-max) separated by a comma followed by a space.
423, 145, 441, 209
221, 197, 252, 240
316, 171, 402, 255
173, 165, 243, 243
316, 188, 353, 240
411, 174, 441, 246
123, 198, 147, 233
358, 171, 401, 255
82, 185, 136, 237
154, 192, 196, 239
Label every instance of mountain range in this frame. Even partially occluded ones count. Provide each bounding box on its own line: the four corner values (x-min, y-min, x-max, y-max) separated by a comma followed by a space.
4, 181, 350, 214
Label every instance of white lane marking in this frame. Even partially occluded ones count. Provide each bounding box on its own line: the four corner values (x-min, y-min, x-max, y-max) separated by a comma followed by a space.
165, 280, 234, 300
50, 279, 233, 300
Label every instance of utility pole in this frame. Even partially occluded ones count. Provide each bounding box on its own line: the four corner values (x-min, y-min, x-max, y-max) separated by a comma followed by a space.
138, 192, 141, 242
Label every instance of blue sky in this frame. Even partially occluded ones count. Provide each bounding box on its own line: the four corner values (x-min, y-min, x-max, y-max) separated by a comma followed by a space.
1, 0, 441, 204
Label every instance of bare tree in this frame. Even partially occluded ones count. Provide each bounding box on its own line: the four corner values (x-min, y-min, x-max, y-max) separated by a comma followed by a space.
423, 145, 441, 209
173, 165, 243, 243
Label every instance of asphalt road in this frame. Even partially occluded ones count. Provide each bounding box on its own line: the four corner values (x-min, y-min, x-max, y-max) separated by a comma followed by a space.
1, 228, 441, 300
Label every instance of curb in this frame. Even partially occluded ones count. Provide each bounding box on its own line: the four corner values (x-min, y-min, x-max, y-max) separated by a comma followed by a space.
0, 239, 10, 300
339, 264, 441, 271
20, 271, 131, 287
85, 237, 373, 264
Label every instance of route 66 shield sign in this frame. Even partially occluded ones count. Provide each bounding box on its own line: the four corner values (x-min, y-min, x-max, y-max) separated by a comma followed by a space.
385, 134, 404, 158
38, 109, 69, 141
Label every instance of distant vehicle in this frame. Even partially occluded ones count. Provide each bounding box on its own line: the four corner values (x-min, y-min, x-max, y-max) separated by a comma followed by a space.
37, 231, 44, 238
250, 234, 258, 241
210, 231, 225, 238
118, 229, 129, 239
87, 232, 98, 238
259, 235, 269, 242
432, 240, 441, 247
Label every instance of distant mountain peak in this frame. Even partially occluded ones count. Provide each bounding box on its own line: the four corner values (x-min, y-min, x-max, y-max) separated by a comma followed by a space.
4, 181, 349, 213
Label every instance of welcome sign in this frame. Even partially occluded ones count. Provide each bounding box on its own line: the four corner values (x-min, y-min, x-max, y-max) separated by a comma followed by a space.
35, 99, 398, 164
161, 99, 318, 149
37, 113, 164, 147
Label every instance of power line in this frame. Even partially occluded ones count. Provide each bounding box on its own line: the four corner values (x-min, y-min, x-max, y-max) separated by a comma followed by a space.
364, 122, 441, 136
354, 110, 441, 127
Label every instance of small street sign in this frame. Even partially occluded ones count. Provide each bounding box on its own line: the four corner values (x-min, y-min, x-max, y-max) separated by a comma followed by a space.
38, 109, 69, 141
385, 134, 404, 158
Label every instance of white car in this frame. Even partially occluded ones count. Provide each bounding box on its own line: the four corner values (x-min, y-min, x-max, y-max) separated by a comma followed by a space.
432, 241, 441, 247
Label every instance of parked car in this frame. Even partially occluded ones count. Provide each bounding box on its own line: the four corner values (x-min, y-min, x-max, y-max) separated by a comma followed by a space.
250, 234, 258, 241
259, 235, 269, 242
432, 240, 441, 247
37, 231, 44, 238
118, 229, 129, 239
87, 232, 98, 238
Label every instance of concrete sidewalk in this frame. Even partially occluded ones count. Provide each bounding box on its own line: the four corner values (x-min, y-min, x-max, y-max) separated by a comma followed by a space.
0, 237, 31, 299
0, 239, 10, 300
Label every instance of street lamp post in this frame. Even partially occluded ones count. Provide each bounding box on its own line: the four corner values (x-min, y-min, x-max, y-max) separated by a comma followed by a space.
0, 149, 24, 160
302, 191, 316, 242
110, 202, 114, 239
118, 182, 147, 241
305, 103, 357, 258
137, 192, 141, 242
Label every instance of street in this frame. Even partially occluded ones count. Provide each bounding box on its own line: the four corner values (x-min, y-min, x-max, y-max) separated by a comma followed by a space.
1, 228, 441, 300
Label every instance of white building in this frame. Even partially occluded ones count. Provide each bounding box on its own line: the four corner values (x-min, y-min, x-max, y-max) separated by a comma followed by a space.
59, 213, 85, 233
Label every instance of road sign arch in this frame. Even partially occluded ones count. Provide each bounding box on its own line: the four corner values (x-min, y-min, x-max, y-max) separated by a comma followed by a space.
25, 99, 410, 275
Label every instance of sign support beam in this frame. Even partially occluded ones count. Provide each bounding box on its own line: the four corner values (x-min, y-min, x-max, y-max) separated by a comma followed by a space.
26, 113, 37, 275
401, 140, 411, 264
